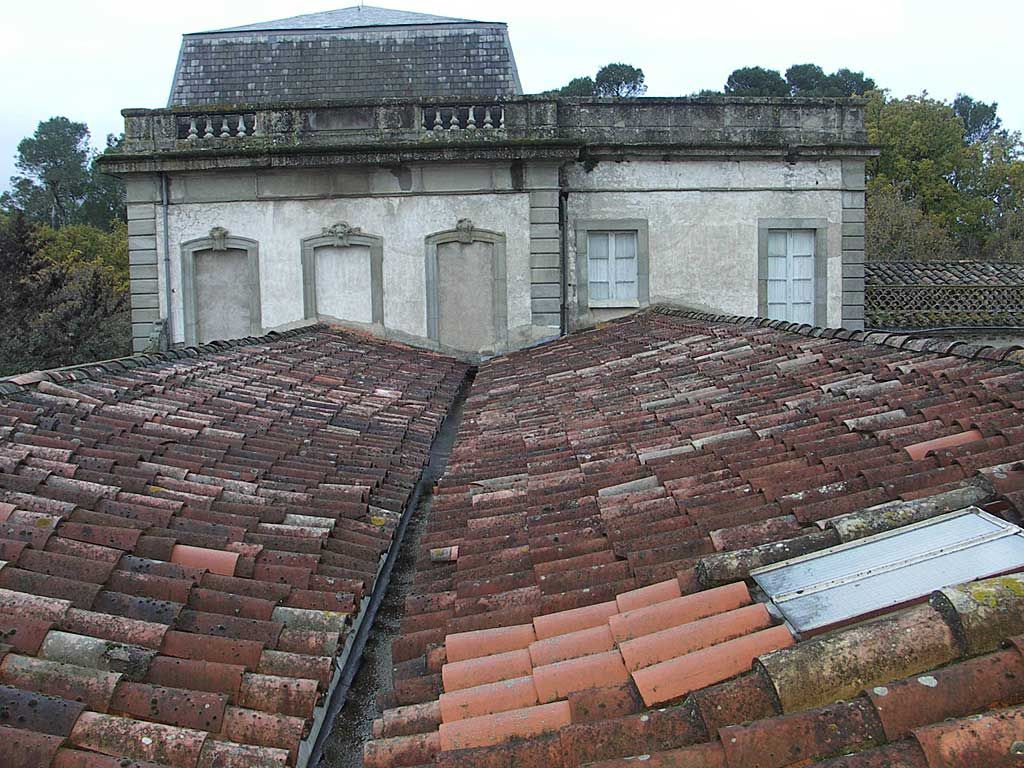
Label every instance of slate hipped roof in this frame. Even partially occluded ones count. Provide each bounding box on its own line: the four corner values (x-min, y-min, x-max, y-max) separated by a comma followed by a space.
0, 326, 469, 767
168, 5, 522, 106
361, 308, 1024, 768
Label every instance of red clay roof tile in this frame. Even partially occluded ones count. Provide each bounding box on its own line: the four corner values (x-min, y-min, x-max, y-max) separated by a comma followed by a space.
614, 578, 682, 613
608, 582, 751, 644
363, 730, 440, 768
632, 624, 794, 706
527, 623, 615, 667
866, 648, 1024, 741
756, 604, 961, 714
721, 697, 886, 768
237, 672, 318, 720
533, 600, 619, 641
69, 710, 209, 768
437, 699, 572, 752
160, 630, 263, 670
170, 544, 239, 576
532, 649, 629, 703
109, 680, 228, 731
220, 706, 306, 763
441, 647, 533, 692
439, 674, 539, 722
0, 725, 65, 768
0, 684, 88, 736
195, 739, 291, 768
618, 603, 773, 672
912, 705, 1024, 768
689, 671, 780, 734
146, 656, 244, 700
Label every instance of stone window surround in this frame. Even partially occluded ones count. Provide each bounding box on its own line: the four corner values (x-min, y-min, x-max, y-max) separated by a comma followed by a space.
424, 226, 508, 347
180, 234, 261, 346
757, 218, 829, 327
300, 230, 385, 325
574, 218, 650, 312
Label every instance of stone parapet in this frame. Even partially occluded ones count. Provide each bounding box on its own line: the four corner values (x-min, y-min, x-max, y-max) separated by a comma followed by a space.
103, 97, 874, 173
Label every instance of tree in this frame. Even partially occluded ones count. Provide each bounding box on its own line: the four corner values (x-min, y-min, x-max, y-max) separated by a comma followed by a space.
953, 94, 1002, 144
724, 67, 790, 97
23, 257, 130, 370
716, 64, 876, 98
4, 117, 91, 229
558, 76, 597, 97
984, 211, 1024, 261
33, 220, 129, 290
0, 213, 130, 376
864, 88, 1024, 259
785, 64, 829, 95
865, 91, 977, 236
828, 68, 876, 97
552, 63, 646, 97
1, 119, 125, 231
80, 134, 127, 229
865, 180, 959, 261
594, 63, 647, 97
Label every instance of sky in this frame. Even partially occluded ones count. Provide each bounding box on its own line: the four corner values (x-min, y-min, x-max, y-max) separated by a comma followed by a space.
1, 0, 1020, 188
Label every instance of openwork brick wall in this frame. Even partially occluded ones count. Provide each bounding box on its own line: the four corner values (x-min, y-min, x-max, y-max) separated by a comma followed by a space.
866, 261, 1024, 329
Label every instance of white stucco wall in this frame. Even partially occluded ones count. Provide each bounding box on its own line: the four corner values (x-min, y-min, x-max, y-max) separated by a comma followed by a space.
566, 159, 846, 328
141, 156, 851, 355
159, 192, 532, 347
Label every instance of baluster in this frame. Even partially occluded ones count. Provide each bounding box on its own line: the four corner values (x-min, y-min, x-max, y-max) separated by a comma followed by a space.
466, 106, 477, 131
203, 117, 214, 139
499, 106, 505, 130
187, 117, 199, 140
251, 114, 261, 137
449, 107, 462, 131
236, 114, 247, 137
483, 107, 493, 129
220, 116, 231, 138
432, 109, 443, 131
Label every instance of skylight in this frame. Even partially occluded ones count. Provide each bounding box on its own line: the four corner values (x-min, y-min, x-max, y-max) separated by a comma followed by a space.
752, 507, 1024, 634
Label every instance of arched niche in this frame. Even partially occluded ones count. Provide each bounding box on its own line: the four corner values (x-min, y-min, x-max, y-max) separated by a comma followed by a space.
301, 223, 384, 326
181, 228, 261, 345
425, 219, 508, 355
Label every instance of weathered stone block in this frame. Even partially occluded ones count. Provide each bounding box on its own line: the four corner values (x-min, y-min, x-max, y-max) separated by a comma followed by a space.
127, 204, 156, 221
128, 219, 156, 236
530, 238, 560, 255
531, 284, 561, 299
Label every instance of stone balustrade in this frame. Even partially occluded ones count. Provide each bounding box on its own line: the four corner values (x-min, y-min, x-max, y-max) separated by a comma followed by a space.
112, 97, 870, 162
420, 104, 505, 132
178, 113, 260, 140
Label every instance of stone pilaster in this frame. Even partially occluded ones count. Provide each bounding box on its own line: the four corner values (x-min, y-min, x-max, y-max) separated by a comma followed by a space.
841, 160, 866, 330
527, 163, 562, 329
125, 177, 162, 352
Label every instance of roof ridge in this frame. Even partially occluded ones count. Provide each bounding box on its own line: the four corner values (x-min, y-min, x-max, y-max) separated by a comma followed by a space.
648, 304, 1024, 366
0, 321, 449, 398
0, 325, 320, 395
200, 5, 489, 34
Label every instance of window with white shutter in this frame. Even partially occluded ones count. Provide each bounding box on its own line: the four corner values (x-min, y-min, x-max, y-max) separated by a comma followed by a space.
766, 229, 816, 324
588, 231, 639, 306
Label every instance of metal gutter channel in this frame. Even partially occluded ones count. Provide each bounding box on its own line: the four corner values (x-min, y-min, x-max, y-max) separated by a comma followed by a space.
303, 369, 474, 767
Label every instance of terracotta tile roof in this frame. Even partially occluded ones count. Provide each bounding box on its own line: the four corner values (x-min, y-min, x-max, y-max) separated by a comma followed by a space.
867, 261, 1024, 287
363, 308, 1024, 768
0, 325, 469, 767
